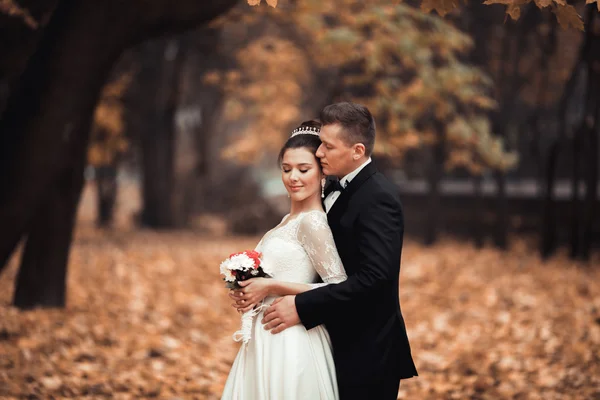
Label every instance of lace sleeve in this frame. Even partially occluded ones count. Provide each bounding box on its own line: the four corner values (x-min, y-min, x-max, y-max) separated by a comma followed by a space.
297, 211, 347, 288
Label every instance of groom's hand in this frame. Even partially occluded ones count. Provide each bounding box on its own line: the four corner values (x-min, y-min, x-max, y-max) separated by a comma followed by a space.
262, 295, 300, 334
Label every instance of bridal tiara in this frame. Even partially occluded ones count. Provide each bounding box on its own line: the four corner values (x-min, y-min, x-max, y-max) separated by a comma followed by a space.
290, 126, 320, 138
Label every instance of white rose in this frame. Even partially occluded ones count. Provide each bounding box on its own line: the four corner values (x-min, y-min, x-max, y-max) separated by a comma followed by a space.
229, 254, 255, 271
220, 259, 236, 282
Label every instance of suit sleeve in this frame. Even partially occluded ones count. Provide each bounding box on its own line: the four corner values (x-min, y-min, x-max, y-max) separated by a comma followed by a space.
295, 191, 403, 330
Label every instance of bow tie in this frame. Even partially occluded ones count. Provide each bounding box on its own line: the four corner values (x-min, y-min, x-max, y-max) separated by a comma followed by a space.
324, 179, 345, 198
329, 180, 345, 192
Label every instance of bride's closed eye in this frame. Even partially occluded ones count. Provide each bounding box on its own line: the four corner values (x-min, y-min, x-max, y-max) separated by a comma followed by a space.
282, 168, 310, 173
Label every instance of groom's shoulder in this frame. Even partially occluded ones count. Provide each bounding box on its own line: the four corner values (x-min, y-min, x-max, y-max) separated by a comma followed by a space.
361, 172, 401, 205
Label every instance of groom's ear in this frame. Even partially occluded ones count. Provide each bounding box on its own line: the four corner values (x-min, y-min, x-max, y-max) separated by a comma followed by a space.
352, 143, 366, 160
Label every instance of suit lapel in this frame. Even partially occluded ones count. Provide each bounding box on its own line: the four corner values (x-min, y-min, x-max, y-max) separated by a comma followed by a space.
343, 162, 378, 198
327, 162, 378, 219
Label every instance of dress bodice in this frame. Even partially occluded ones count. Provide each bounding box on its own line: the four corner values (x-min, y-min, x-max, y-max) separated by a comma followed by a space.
256, 210, 346, 286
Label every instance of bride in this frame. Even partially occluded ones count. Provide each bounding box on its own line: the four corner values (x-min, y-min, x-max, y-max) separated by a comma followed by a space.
221, 120, 347, 400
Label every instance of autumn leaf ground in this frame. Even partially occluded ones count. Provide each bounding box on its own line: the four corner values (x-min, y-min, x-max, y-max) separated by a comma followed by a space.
1, 186, 600, 399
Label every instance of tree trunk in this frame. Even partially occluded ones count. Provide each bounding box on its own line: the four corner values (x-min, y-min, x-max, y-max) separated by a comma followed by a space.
0, 0, 239, 276
139, 39, 188, 228
542, 6, 595, 260
541, 140, 559, 259
13, 133, 89, 308
472, 175, 485, 248
184, 27, 228, 216
0, 1, 123, 273
494, 171, 508, 249
581, 65, 600, 260
581, 123, 598, 261
569, 129, 584, 258
487, 12, 534, 250
96, 165, 118, 227
0, 0, 60, 116
424, 129, 445, 246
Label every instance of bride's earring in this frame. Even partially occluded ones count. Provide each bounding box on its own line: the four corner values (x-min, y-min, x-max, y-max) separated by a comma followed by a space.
321, 177, 326, 198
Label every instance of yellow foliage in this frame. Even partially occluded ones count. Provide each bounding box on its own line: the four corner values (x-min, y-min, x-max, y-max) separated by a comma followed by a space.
232, 1, 519, 173
88, 72, 132, 167
218, 36, 311, 161
256, 0, 589, 31
246, 0, 278, 7
554, 4, 585, 31
314, 3, 516, 172
480, 0, 585, 30
420, 0, 461, 17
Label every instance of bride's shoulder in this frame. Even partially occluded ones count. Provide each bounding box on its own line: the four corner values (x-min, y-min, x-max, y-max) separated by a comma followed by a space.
305, 209, 327, 217
298, 209, 328, 229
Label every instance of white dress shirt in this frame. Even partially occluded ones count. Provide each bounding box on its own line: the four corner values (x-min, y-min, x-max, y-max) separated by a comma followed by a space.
324, 158, 372, 213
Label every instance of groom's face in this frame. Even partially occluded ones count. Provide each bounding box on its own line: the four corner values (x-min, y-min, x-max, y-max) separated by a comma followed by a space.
316, 123, 357, 178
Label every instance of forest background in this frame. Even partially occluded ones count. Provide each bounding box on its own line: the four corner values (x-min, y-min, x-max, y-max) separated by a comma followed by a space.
0, 0, 599, 398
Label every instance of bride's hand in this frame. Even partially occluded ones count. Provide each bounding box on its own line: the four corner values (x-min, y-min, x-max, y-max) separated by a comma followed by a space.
229, 291, 255, 313
231, 278, 272, 309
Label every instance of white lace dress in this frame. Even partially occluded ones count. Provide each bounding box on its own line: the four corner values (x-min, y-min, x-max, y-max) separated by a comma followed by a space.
221, 210, 347, 400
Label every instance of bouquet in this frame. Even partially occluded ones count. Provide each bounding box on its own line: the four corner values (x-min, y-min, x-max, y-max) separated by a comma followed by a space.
219, 250, 271, 344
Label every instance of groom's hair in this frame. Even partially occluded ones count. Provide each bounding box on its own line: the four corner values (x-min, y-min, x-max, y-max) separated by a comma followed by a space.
320, 102, 375, 156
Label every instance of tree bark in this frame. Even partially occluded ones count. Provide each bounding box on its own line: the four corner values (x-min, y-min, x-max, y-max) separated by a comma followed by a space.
493, 172, 508, 249
96, 165, 118, 227
138, 39, 187, 228
569, 6, 598, 260
581, 121, 598, 261
0, 1, 121, 273
580, 37, 600, 261
569, 127, 584, 258
13, 130, 89, 308
471, 175, 485, 248
0, 0, 60, 116
178, 28, 226, 221
541, 140, 559, 259
0, 0, 238, 306
541, 6, 595, 259
424, 128, 445, 246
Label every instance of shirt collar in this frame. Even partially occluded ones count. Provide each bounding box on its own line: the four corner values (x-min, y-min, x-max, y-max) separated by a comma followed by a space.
340, 158, 372, 188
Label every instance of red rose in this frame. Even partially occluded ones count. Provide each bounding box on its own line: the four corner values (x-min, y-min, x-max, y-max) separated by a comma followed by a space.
244, 250, 262, 268
246, 250, 259, 258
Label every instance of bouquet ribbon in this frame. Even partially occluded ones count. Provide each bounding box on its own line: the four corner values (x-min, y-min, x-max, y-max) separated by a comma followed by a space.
232, 300, 269, 345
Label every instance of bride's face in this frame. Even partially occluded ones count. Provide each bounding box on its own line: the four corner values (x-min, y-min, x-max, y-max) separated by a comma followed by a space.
281, 147, 322, 202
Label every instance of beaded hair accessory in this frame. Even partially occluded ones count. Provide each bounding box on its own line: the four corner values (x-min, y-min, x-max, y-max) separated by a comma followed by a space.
290, 126, 320, 138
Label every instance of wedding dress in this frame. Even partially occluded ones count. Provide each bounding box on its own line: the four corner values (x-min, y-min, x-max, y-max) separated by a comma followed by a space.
222, 210, 347, 400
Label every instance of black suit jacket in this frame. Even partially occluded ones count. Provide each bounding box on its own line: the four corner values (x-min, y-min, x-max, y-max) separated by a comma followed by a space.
295, 162, 418, 388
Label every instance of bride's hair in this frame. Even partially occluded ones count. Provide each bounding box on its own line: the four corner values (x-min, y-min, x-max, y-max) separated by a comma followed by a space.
277, 119, 322, 166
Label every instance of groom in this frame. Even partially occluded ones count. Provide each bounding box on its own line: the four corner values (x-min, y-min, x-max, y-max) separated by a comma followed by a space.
262, 102, 418, 399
